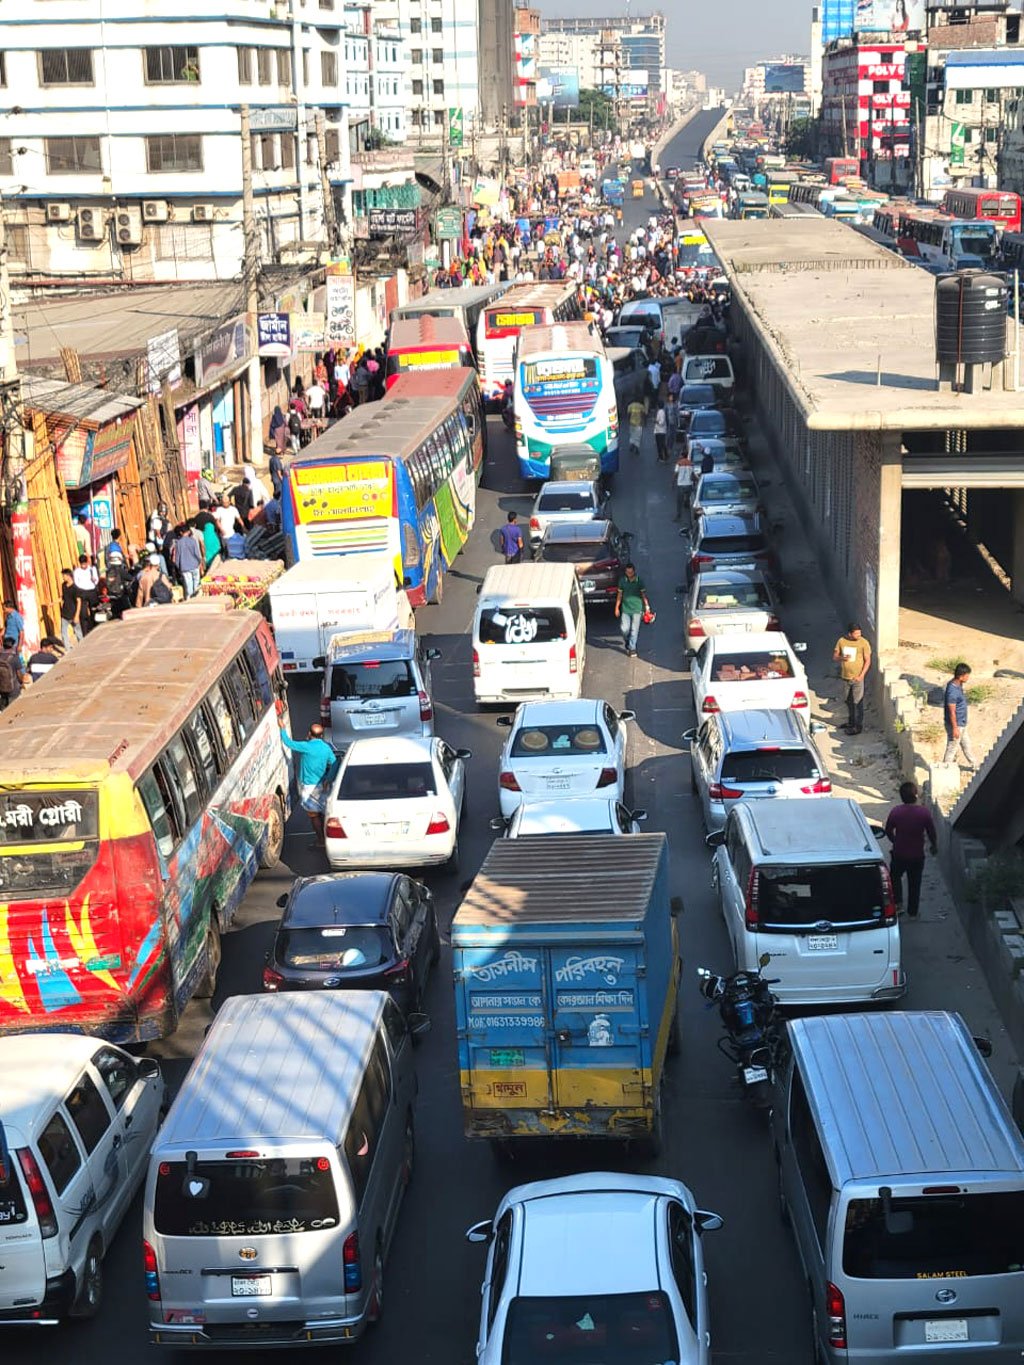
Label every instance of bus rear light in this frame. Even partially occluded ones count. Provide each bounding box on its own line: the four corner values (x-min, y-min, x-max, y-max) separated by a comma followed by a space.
319, 695, 331, 723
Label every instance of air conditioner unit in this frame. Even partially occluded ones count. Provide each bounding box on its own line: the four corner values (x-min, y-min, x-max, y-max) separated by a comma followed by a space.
192, 203, 214, 223
46, 201, 72, 223
115, 207, 143, 246
142, 199, 169, 223
76, 206, 105, 241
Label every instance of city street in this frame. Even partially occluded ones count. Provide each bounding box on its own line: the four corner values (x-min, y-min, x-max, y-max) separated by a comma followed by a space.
2, 117, 1011, 1365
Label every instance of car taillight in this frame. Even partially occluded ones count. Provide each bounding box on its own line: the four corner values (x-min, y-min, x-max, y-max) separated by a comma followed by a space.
343, 1231, 362, 1293
826, 1281, 847, 1349
426, 813, 450, 835
790, 691, 808, 709
688, 617, 705, 637
590, 558, 616, 571
17, 1149, 56, 1239
596, 767, 617, 788
708, 782, 743, 800
880, 864, 897, 925
320, 695, 331, 723
800, 777, 832, 794
419, 689, 433, 723
702, 695, 719, 714
499, 771, 521, 791
143, 1239, 161, 1302
690, 553, 714, 571
766, 615, 781, 631
324, 817, 346, 839
384, 958, 410, 983
262, 965, 284, 991
529, 516, 540, 530
473, 649, 480, 678
744, 869, 760, 928
569, 644, 578, 674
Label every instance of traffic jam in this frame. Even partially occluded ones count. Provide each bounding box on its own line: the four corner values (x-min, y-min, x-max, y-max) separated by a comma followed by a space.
2, 125, 1024, 1365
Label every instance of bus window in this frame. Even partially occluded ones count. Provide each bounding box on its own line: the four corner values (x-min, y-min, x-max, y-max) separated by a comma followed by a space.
138, 769, 175, 861
223, 661, 258, 740
153, 758, 186, 848
244, 637, 273, 709
209, 685, 238, 759
186, 707, 221, 798
165, 735, 203, 827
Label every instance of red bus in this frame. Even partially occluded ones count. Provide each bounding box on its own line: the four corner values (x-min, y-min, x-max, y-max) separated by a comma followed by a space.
384, 315, 476, 390
825, 156, 860, 185
940, 186, 1021, 235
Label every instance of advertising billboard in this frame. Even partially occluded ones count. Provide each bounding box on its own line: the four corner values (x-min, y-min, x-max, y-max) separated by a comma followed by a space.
538, 66, 580, 109
854, 0, 925, 33
763, 64, 806, 94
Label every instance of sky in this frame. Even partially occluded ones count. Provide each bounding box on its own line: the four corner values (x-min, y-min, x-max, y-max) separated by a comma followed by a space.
535, 0, 811, 92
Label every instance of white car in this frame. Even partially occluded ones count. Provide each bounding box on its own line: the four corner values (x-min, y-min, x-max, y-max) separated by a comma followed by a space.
496, 699, 633, 817
466, 1172, 723, 1365
690, 630, 809, 718
324, 734, 471, 870
493, 797, 647, 837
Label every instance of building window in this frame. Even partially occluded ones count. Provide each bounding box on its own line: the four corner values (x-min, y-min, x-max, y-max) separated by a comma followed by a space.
431, 16, 442, 31
257, 48, 273, 84
319, 0, 334, 7
280, 133, 295, 169
321, 50, 337, 85
432, 78, 443, 95
324, 128, 340, 162
45, 135, 102, 174
144, 45, 200, 83
985, 88, 999, 103
433, 108, 445, 126
277, 49, 291, 84
39, 49, 94, 86
145, 133, 203, 172
0, 139, 11, 176
237, 46, 252, 84
0, 53, 6, 87
985, 126, 998, 142
955, 88, 973, 104
410, 17, 421, 32
252, 132, 274, 170
432, 48, 443, 64
411, 48, 423, 65
872, 80, 889, 94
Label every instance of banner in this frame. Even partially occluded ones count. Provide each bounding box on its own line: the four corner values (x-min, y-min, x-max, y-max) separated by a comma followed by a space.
448, 107, 464, 148
291, 312, 326, 352
325, 274, 355, 346
257, 312, 291, 358
292, 462, 392, 523
950, 121, 966, 167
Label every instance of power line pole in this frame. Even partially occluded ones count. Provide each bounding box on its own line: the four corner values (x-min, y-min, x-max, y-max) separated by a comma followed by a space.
315, 109, 341, 254
240, 104, 263, 469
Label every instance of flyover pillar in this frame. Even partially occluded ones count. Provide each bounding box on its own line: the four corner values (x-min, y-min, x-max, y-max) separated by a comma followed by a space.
1012, 489, 1024, 607
875, 432, 903, 655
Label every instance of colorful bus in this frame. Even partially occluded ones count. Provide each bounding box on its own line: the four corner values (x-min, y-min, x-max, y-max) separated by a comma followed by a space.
736, 191, 770, 220
897, 208, 999, 269
389, 282, 508, 364
941, 186, 1022, 235
788, 179, 827, 209
282, 368, 486, 605
824, 156, 860, 184
514, 322, 618, 480
476, 282, 584, 406
766, 175, 792, 206
0, 604, 290, 1042
384, 315, 475, 390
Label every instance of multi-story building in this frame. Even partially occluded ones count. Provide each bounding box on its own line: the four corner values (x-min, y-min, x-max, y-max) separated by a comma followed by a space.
537, 30, 608, 92
478, 0, 515, 126
821, 38, 911, 189
540, 11, 666, 92
0, 0, 353, 282
374, 0, 482, 136
514, 7, 540, 109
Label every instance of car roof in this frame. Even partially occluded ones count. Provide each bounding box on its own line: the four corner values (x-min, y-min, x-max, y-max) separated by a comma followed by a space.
698, 513, 761, 536
514, 799, 618, 834
327, 629, 416, 663
517, 1191, 661, 1296
697, 470, 753, 483
734, 795, 873, 858
283, 872, 396, 928
536, 479, 600, 498
717, 707, 809, 746
542, 520, 613, 543
692, 568, 768, 587
342, 735, 435, 765
680, 384, 716, 400
514, 698, 603, 726
0, 1034, 110, 1135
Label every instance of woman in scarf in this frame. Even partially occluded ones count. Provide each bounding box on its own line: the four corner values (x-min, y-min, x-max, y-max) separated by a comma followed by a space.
269, 404, 288, 454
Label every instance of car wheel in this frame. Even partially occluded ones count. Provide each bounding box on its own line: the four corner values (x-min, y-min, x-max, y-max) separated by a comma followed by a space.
194, 919, 221, 999
72, 1238, 103, 1319
260, 795, 285, 869
366, 1242, 385, 1326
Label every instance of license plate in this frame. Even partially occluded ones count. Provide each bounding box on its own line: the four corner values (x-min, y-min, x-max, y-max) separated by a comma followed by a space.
581, 579, 596, 592
925, 1320, 968, 1344
370, 823, 409, 839
545, 777, 571, 790
743, 1065, 768, 1084
807, 935, 839, 951
231, 1276, 271, 1297
356, 712, 390, 728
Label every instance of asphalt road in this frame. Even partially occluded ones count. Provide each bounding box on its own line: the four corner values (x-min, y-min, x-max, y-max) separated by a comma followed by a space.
661, 107, 727, 173
5, 126, 1011, 1365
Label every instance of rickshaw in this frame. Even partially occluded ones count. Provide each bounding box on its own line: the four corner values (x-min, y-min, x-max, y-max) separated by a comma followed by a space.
631, 179, 645, 199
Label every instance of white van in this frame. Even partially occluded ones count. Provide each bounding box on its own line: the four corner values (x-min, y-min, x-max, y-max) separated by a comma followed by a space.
144, 991, 421, 1349
472, 563, 587, 706
0, 1035, 165, 1325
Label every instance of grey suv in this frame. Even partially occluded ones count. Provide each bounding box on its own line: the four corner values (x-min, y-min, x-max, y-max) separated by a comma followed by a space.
683, 707, 830, 832
317, 628, 440, 751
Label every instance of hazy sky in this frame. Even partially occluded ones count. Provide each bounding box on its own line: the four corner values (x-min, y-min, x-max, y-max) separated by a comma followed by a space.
536, 0, 811, 91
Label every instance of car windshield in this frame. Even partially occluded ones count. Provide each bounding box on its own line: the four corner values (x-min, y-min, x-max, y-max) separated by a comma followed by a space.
278, 924, 392, 970
478, 609, 568, 646
152, 1157, 341, 1237
680, 385, 716, 405
756, 863, 886, 927
511, 724, 608, 757
685, 358, 732, 382
696, 581, 770, 610
338, 762, 436, 800
331, 661, 414, 700
690, 411, 727, 435
843, 1191, 1024, 1280
700, 533, 766, 555
537, 490, 596, 513
539, 542, 609, 564
501, 1291, 679, 1365
700, 479, 757, 504
712, 651, 793, 681
722, 748, 819, 783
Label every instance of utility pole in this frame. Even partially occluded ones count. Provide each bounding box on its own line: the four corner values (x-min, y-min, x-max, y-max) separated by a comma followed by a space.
240, 104, 263, 469
0, 194, 38, 651
315, 109, 341, 253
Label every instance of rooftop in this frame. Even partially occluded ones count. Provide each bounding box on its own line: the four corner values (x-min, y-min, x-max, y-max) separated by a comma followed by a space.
21, 375, 142, 426
702, 217, 1024, 431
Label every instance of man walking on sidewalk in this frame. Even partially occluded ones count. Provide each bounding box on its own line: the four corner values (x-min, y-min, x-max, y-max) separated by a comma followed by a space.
832, 621, 872, 734
884, 781, 937, 919
943, 662, 977, 769
614, 562, 650, 658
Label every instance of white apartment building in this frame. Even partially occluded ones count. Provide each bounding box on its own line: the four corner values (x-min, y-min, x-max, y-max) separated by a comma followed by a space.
537, 30, 612, 92
342, 3, 408, 142
373, 0, 481, 135
0, 0, 355, 283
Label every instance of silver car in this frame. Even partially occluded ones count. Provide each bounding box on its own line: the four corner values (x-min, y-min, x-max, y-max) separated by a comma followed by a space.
529, 479, 608, 548
692, 470, 763, 521
684, 569, 780, 654
319, 628, 440, 751
683, 707, 831, 832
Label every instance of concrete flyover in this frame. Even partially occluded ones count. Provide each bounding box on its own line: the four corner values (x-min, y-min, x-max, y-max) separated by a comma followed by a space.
701, 216, 1024, 658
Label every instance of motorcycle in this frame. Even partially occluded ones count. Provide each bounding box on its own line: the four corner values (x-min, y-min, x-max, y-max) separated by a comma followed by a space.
696, 954, 782, 1107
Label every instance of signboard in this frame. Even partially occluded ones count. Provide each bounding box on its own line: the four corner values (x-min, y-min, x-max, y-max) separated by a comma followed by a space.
448, 107, 464, 148
292, 461, 392, 523
435, 206, 463, 240
146, 327, 181, 393
538, 67, 580, 110
950, 120, 966, 167
854, 0, 925, 32
249, 105, 298, 132
82, 423, 133, 485
325, 274, 355, 346
763, 64, 806, 94
177, 402, 203, 496
257, 311, 291, 358
291, 311, 326, 352
367, 207, 418, 237
196, 315, 251, 389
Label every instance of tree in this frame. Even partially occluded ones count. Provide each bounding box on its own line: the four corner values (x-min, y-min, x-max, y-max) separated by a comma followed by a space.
577, 87, 617, 132
785, 117, 818, 160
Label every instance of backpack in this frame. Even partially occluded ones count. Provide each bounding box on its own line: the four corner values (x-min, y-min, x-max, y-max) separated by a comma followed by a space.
0, 650, 18, 697
149, 575, 173, 605
106, 558, 128, 596
288, 411, 302, 436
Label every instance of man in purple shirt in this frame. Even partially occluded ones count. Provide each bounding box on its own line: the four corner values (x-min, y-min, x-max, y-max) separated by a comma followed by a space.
883, 781, 937, 919
499, 511, 524, 564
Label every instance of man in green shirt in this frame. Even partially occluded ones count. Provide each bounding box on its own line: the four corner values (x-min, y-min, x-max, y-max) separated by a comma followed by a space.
614, 562, 650, 657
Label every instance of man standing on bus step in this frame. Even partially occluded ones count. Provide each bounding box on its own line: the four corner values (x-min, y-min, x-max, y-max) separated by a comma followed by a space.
279, 720, 337, 849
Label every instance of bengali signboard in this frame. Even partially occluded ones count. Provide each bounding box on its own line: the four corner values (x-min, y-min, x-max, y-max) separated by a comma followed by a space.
146, 327, 181, 393
435, 206, 463, 240
325, 275, 355, 346
291, 311, 326, 352
257, 312, 291, 359
196, 315, 252, 389
368, 207, 419, 238
292, 461, 392, 523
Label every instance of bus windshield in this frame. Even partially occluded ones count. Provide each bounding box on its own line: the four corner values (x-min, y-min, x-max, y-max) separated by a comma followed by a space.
952, 223, 997, 262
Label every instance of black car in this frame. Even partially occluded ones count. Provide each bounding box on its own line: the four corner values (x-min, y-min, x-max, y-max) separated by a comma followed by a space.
534, 519, 632, 606
683, 322, 729, 356
676, 383, 719, 433
262, 871, 440, 1015
689, 512, 780, 585
684, 407, 745, 446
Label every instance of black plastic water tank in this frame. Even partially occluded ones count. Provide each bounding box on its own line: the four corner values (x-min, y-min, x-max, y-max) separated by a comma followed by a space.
935, 270, 1009, 366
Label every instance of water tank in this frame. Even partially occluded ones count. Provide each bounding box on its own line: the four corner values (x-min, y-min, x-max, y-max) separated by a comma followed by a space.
935, 270, 1008, 367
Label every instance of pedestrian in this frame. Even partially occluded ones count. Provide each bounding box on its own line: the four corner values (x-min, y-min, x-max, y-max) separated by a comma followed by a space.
232, 476, 255, 522
103, 531, 132, 619
268, 447, 285, 500
269, 404, 288, 455
287, 403, 303, 453
306, 377, 327, 422
0, 633, 29, 709
59, 568, 82, 649
674, 447, 694, 521
653, 403, 668, 463
614, 562, 650, 658
942, 662, 977, 769
278, 720, 337, 848
351, 358, 370, 405
148, 501, 171, 544
832, 621, 872, 734
72, 553, 100, 633
171, 524, 203, 599
2, 599, 25, 655
884, 781, 937, 920
135, 554, 174, 608
499, 510, 524, 564
27, 635, 65, 682
627, 396, 646, 456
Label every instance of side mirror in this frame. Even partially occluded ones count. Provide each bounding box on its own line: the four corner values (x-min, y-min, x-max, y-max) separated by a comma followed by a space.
618, 709, 636, 722
631, 809, 648, 822
809, 721, 827, 734
681, 727, 696, 743
496, 715, 513, 727
973, 1035, 994, 1059
465, 1219, 493, 1245
276, 893, 289, 908
705, 830, 725, 849
489, 816, 510, 831
137, 1057, 161, 1080
694, 1209, 724, 1234
312, 655, 326, 670
456, 748, 473, 760
869, 823, 886, 840
792, 642, 808, 653
407, 1011, 432, 1038
426, 648, 442, 661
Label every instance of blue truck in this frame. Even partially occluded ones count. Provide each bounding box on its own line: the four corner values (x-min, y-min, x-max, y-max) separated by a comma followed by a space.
601, 177, 625, 207
452, 833, 680, 1152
